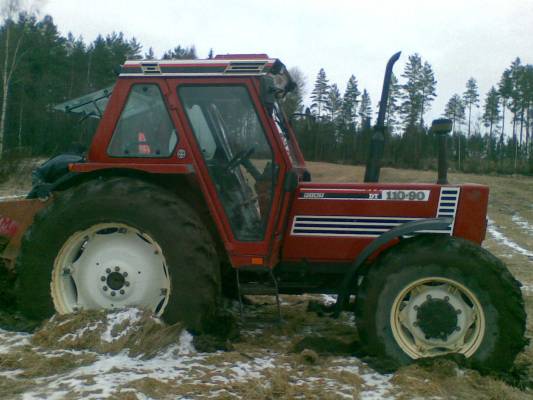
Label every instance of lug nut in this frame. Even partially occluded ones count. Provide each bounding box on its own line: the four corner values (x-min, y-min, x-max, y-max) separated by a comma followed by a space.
161, 288, 168, 295
120, 290, 125, 295
106, 268, 111, 273
115, 266, 120, 272
111, 291, 116, 297
456, 309, 462, 314
413, 305, 419, 310
103, 286, 108, 291
63, 268, 71, 275
444, 296, 450, 302
426, 295, 432, 300
413, 321, 419, 327
100, 276, 106, 281
123, 272, 128, 277
455, 326, 461, 331
125, 281, 130, 287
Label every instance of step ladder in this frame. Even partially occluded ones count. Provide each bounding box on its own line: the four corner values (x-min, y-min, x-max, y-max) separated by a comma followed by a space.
236, 267, 281, 322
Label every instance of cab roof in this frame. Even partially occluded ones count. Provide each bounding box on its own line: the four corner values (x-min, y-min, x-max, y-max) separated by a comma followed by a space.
120, 54, 283, 77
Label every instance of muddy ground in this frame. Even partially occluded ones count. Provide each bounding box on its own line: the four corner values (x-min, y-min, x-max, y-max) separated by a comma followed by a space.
0, 161, 532, 399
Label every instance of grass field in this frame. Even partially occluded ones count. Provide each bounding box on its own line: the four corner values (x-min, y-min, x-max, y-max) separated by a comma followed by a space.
0, 161, 532, 399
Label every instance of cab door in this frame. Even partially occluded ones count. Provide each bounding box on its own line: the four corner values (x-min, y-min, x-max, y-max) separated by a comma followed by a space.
168, 78, 287, 267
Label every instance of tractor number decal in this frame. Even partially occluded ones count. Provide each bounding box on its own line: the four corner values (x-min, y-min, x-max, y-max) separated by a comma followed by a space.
291, 188, 460, 238
299, 189, 430, 201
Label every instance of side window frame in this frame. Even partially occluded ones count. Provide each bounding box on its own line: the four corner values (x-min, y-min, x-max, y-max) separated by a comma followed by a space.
107, 83, 178, 159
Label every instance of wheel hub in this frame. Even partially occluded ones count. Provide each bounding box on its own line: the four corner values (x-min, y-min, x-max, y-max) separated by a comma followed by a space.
106, 271, 126, 291
416, 298, 458, 340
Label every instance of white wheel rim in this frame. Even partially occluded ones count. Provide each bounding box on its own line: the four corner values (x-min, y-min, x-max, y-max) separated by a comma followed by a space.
390, 277, 485, 359
51, 223, 170, 316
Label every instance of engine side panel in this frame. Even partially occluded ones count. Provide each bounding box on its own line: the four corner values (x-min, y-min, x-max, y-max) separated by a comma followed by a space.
281, 182, 488, 263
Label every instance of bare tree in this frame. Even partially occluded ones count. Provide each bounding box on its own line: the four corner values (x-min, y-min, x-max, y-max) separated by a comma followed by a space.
0, 0, 22, 158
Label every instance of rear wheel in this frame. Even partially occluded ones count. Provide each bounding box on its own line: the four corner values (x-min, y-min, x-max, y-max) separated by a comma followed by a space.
16, 177, 221, 332
355, 235, 527, 372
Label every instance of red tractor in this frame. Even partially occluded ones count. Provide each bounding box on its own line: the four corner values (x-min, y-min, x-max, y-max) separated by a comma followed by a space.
0, 53, 526, 371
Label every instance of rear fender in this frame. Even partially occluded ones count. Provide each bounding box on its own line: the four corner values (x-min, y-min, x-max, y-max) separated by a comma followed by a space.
0, 197, 51, 269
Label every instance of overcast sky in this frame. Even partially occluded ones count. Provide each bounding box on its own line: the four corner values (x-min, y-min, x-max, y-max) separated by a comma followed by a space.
40, 0, 533, 126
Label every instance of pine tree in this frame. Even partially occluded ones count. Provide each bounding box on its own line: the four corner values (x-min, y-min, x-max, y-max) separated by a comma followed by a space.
162, 45, 197, 60
325, 83, 342, 123
482, 86, 501, 158
341, 74, 360, 129
444, 94, 466, 129
498, 68, 513, 144
310, 68, 328, 118
463, 77, 480, 137
144, 47, 155, 59
420, 61, 437, 126
444, 94, 466, 170
385, 73, 401, 134
359, 89, 372, 128
399, 54, 437, 130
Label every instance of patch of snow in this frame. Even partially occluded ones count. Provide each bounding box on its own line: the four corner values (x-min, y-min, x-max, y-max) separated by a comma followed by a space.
176, 330, 195, 354
511, 214, 533, 236
322, 294, 338, 305
487, 218, 533, 258
58, 322, 101, 343
0, 329, 30, 353
101, 308, 142, 343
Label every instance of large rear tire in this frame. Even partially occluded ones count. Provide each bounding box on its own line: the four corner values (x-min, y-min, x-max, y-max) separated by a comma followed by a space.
355, 235, 527, 372
16, 177, 220, 332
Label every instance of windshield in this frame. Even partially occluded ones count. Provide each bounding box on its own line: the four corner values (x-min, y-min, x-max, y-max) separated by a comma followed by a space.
179, 85, 277, 241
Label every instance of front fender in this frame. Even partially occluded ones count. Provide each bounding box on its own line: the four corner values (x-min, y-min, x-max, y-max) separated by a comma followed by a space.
334, 217, 453, 315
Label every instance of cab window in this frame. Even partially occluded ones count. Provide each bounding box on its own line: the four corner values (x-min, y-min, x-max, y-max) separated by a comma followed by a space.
108, 84, 177, 157
179, 85, 277, 241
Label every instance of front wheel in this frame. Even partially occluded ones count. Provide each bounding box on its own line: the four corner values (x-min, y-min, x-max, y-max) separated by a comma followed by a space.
355, 235, 527, 372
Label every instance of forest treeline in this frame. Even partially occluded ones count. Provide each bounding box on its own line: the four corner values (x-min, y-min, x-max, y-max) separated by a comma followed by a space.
1, 10, 533, 175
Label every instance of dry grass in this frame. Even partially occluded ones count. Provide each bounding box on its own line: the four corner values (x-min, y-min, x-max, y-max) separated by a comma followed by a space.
32, 308, 183, 358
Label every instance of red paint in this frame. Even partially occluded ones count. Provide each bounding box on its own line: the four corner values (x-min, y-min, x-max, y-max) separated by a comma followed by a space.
0, 216, 19, 239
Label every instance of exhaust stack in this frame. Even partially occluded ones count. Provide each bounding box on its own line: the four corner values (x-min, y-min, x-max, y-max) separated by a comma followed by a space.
431, 118, 453, 185
364, 51, 401, 183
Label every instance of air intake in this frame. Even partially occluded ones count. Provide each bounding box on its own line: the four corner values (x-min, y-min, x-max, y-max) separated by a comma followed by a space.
225, 61, 267, 74
140, 63, 161, 74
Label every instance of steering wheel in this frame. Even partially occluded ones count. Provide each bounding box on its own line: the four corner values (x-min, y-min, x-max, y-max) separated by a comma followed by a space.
225, 147, 255, 172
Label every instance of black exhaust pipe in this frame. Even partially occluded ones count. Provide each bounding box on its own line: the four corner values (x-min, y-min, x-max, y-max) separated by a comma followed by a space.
364, 51, 401, 183
431, 118, 453, 185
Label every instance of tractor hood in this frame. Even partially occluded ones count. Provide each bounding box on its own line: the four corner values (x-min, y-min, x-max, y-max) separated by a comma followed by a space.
281, 182, 489, 263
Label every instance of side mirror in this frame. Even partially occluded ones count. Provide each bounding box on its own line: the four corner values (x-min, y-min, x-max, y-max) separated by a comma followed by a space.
283, 170, 299, 192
